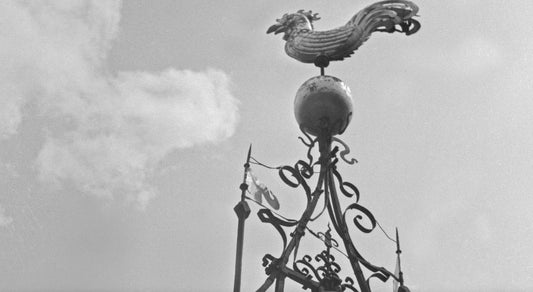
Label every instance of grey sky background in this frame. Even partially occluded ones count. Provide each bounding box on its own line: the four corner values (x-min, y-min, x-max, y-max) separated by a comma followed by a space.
1, 0, 532, 291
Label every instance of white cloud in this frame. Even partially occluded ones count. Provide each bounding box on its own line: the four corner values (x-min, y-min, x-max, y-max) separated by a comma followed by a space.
0, 205, 13, 227
0, 1, 239, 208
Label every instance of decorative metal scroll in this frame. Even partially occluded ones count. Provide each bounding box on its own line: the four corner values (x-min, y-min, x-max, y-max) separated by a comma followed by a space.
343, 203, 376, 234
256, 127, 399, 291
293, 228, 359, 292
261, 253, 279, 277
331, 166, 359, 201
254, 128, 319, 256
332, 137, 358, 165
298, 125, 318, 167
279, 159, 314, 203
258, 209, 298, 251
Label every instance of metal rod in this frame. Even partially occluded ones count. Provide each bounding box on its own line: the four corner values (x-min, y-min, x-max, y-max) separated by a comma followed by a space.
257, 133, 330, 292
275, 274, 285, 292
256, 186, 324, 292
327, 168, 371, 292
233, 144, 253, 292
234, 215, 246, 292
256, 185, 325, 292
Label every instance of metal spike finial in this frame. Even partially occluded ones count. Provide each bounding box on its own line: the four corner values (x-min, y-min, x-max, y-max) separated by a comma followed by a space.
395, 227, 407, 289
233, 143, 254, 292
395, 227, 401, 255
246, 144, 252, 167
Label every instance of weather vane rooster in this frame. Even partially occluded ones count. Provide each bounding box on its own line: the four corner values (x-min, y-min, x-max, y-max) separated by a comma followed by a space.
267, 0, 420, 67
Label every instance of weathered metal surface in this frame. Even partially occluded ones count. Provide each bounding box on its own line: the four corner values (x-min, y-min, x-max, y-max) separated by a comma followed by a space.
294, 75, 353, 137
267, 0, 420, 64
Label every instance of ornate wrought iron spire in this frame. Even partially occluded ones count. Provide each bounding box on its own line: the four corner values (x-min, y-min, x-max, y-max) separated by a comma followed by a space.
233, 1, 420, 291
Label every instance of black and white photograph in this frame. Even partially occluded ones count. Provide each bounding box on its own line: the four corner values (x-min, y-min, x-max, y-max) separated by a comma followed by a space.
0, 1, 531, 291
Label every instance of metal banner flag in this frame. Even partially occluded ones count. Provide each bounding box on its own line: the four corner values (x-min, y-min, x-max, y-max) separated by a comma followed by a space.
246, 168, 280, 210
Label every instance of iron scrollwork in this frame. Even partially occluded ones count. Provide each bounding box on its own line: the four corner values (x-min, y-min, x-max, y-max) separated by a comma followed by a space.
256, 128, 400, 291
343, 203, 376, 234
258, 208, 298, 251
293, 227, 360, 292
331, 166, 360, 200
332, 137, 358, 165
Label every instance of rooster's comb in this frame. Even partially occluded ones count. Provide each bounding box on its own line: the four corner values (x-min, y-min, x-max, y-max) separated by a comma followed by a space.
297, 10, 321, 22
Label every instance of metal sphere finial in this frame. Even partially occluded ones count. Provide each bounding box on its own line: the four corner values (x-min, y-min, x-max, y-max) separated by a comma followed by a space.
294, 75, 353, 137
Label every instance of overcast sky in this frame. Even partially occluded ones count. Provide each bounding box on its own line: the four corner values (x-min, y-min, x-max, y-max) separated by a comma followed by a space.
1, 0, 533, 291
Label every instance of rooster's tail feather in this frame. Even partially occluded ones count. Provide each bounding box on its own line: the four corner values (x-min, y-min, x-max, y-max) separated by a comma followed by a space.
347, 0, 420, 36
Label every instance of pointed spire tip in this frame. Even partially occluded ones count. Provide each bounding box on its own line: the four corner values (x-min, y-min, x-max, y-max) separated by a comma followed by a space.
395, 227, 401, 254
245, 143, 252, 168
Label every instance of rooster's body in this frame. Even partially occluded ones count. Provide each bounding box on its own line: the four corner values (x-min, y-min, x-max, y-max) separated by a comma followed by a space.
267, 0, 420, 64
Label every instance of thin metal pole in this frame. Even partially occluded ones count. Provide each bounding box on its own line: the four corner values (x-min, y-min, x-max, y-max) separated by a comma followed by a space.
233, 145, 252, 292
275, 274, 285, 292
327, 170, 371, 292
257, 134, 330, 292
396, 228, 404, 287
256, 185, 324, 292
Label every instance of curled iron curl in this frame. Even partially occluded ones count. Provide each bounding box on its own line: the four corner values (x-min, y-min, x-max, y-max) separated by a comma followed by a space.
341, 277, 360, 292
279, 159, 314, 201
366, 272, 389, 285
344, 240, 396, 287
261, 254, 279, 276
331, 167, 360, 201
294, 254, 321, 281
257, 209, 298, 251
332, 137, 358, 165
315, 252, 341, 275
298, 124, 318, 166
343, 203, 376, 233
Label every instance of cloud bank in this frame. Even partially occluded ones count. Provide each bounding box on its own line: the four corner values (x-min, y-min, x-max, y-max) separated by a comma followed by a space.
0, 1, 239, 208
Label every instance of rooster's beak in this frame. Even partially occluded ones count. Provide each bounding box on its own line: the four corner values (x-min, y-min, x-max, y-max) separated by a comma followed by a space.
267, 23, 285, 34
